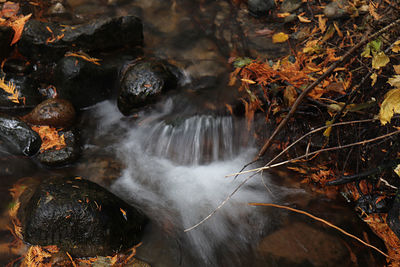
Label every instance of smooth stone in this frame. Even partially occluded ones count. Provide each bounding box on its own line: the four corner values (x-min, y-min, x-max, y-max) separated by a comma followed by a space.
117, 59, 178, 115
281, 0, 302, 13
22, 98, 76, 128
18, 176, 149, 257
247, 0, 275, 17
0, 114, 41, 156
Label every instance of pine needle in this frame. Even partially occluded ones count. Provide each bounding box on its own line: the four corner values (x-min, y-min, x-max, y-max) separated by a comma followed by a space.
0, 77, 19, 103
249, 202, 391, 259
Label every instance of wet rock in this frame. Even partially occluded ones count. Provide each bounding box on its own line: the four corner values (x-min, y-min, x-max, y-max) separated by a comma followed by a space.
18, 15, 143, 61
356, 194, 389, 214
118, 59, 178, 115
281, 0, 302, 13
18, 176, 148, 257
22, 98, 76, 128
0, 73, 43, 109
2, 58, 33, 74
324, 0, 348, 20
0, 114, 41, 156
54, 54, 116, 109
36, 129, 80, 166
247, 0, 275, 17
388, 192, 400, 239
0, 26, 13, 60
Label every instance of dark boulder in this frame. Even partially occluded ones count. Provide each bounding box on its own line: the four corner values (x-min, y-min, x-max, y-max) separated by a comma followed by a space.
18, 176, 148, 257
117, 59, 178, 115
0, 26, 14, 60
0, 114, 41, 156
22, 98, 76, 128
388, 192, 400, 239
54, 54, 116, 109
36, 129, 80, 167
18, 16, 143, 61
247, 0, 275, 17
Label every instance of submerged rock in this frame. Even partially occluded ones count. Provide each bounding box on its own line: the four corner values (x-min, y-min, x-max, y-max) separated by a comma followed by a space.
54, 54, 116, 109
117, 59, 178, 115
36, 129, 80, 166
0, 74, 42, 109
0, 26, 13, 60
0, 114, 41, 156
18, 15, 143, 61
247, 0, 275, 17
22, 98, 76, 128
18, 176, 148, 257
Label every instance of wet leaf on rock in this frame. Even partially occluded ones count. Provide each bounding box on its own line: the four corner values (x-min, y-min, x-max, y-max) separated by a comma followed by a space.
0, 76, 19, 103
31, 126, 66, 152
379, 88, 400, 125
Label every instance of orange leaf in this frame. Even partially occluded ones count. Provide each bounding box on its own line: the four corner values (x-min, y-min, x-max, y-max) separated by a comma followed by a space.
31, 126, 67, 152
277, 12, 291, 18
9, 14, 31, 45
297, 14, 311, 23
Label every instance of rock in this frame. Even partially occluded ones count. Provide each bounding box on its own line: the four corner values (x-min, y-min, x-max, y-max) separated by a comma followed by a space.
36, 129, 80, 166
324, 0, 348, 20
247, 0, 275, 17
54, 54, 116, 109
0, 114, 41, 156
0, 26, 13, 60
18, 176, 148, 257
281, 0, 302, 13
22, 98, 76, 128
388, 193, 400, 239
117, 59, 178, 115
18, 16, 143, 61
0, 73, 43, 109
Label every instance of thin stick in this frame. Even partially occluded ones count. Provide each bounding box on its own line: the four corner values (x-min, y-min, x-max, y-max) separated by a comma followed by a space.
255, 17, 400, 161
229, 129, 400, 177
249, 203, 390, 259
66, 252, 77, 267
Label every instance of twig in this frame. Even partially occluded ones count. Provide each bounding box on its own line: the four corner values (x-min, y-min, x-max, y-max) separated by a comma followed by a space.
249, 203, 390, 259
229, 129, 400, 177
255, 18, 400, 161
66, 252, 77, 267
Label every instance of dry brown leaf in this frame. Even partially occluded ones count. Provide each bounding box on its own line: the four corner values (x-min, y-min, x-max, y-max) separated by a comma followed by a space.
316, 14, 327, 33
283, 86, 297, 107
298, 14, 311, 23
394, 65, 400, 74
392, 40, 400, 53
277, 12, 291, 18
1, 1, 19, 18
369, 2, 382, 20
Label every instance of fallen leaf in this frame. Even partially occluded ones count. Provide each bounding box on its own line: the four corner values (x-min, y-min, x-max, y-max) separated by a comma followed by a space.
316, 14, 327, 33
0, 77, 19, 103
394, 65, 400, 74
370, 73, 377, 86
379, 88, 400, 125
272, 32, 289, 43
1, 1, 19, 18
392, 40, 400, 53
372, 51, 389, 70
31, 126, 67, 152
277, 12, 291, 18
387, 75, 400, 87
298, 14, 311, 23
9, 14, 31, 45
283, 86, 297, 107
369, 2, 381, 20
233, 57, 253, 68
395, 164, 400, 177
255, 27, 274, 36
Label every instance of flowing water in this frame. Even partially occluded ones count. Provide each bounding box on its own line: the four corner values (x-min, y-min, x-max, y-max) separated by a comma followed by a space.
0, 0, 387, 266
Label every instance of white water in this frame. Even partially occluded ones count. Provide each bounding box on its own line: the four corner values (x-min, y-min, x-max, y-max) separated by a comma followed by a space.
90, 100, 281, 265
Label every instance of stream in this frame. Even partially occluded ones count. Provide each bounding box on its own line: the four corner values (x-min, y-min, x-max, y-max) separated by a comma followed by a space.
0, 0, 387, 266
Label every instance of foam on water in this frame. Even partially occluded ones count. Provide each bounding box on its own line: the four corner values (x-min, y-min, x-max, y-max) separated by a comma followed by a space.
91, 100, 278, 265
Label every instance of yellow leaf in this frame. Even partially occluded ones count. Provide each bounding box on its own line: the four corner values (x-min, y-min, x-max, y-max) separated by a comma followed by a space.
392, 40, 400, 53
323, 120, 333, 137
316, 15, 327, 33
395, 164, 400, 177
394, 65, 400, 74
31, 126, 67, 152
370, 73, 377, 86
0, 77, 19, 103
387, 75, 400, 87
241, 78, 256, 84
379, 88, 400, 125
372, 51, 389, 70
272, 32, 289, 43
